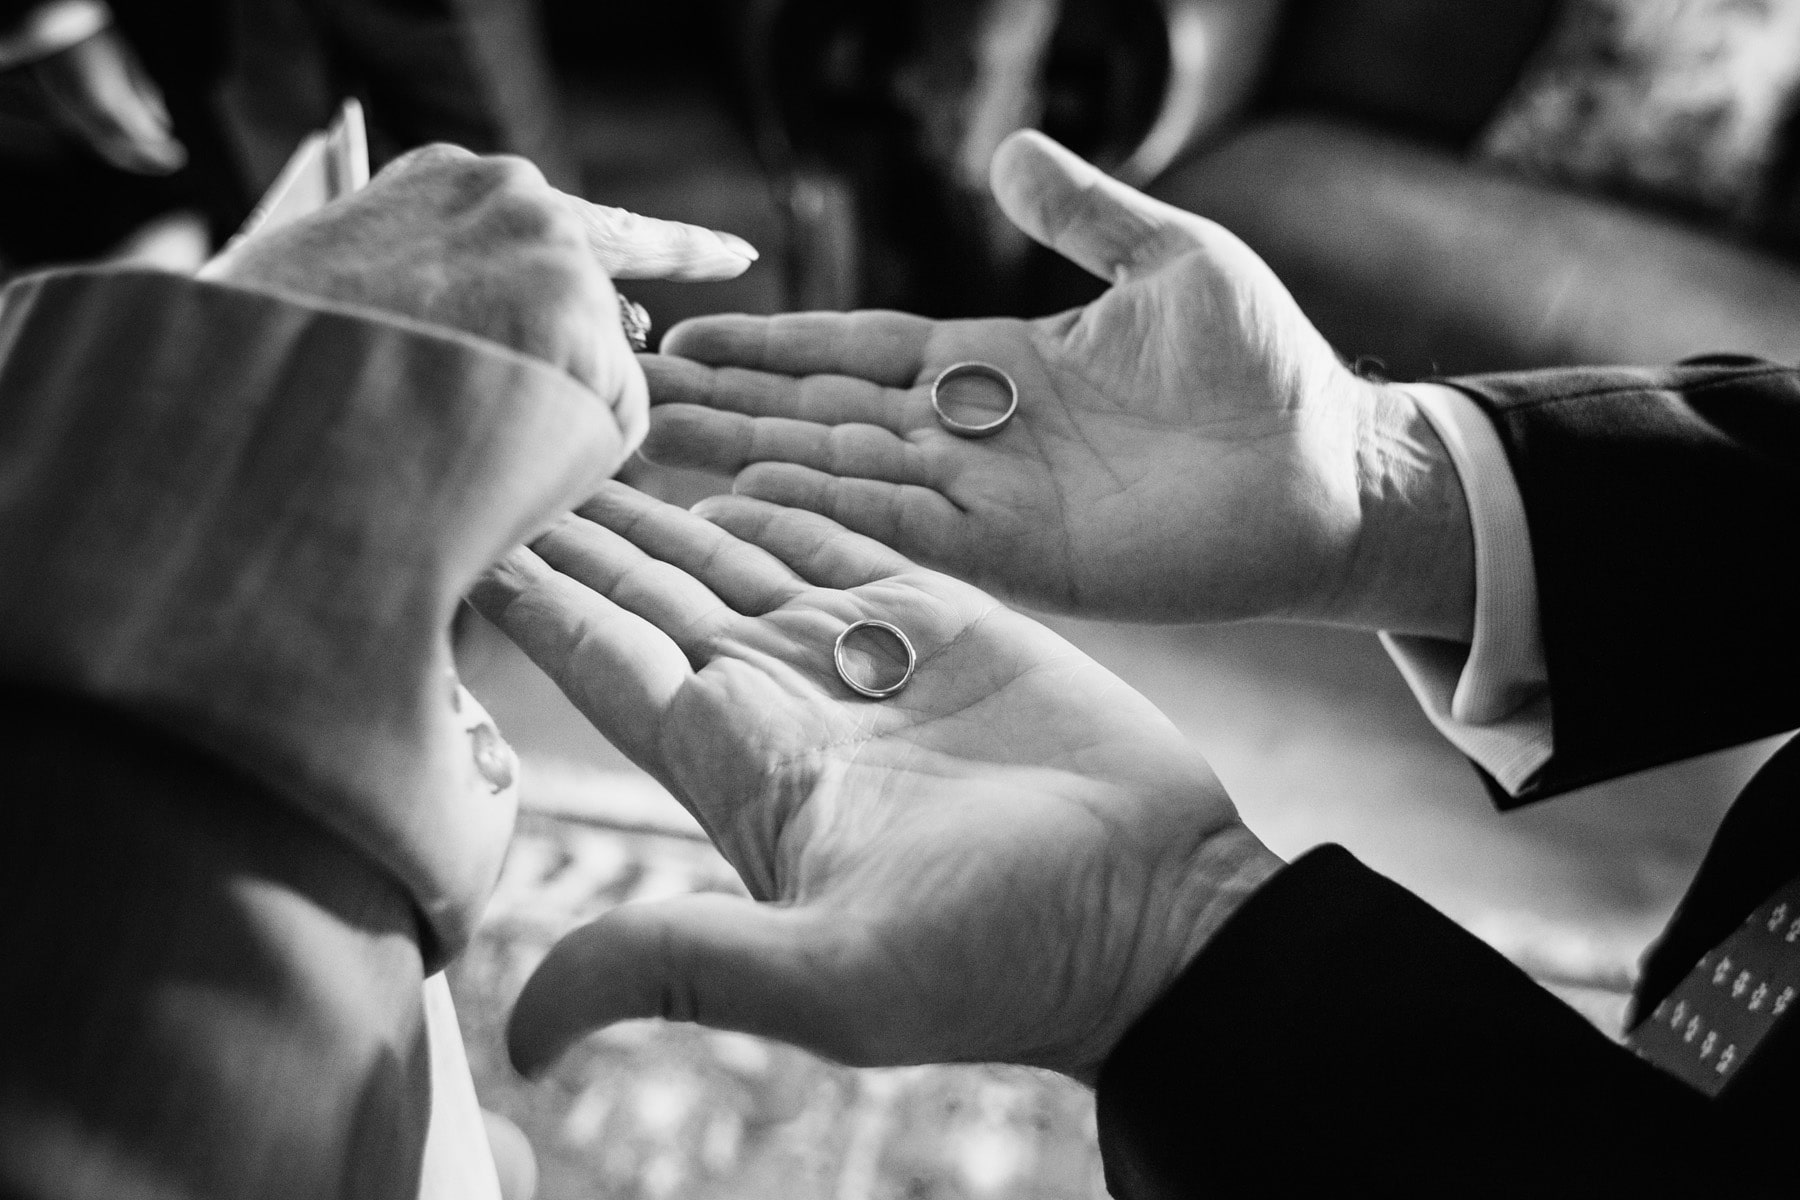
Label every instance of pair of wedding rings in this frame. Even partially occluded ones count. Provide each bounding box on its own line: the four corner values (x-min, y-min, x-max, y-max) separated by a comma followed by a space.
826, 362, 1019, 696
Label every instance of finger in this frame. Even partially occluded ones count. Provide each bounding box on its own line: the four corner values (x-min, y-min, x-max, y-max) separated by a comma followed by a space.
530, 512, 738, 665
597, 315, 650, 458
574, 480, 807, 615
693, 492, 931, 590
480, 1111, 538, 1200
469, 546, 688, 767
508, 896, 866, 1076
989, 129, 1207, 284
40, 34, 186, 174
643, 406, 934, 485
641, 354, 921, 432
566, 197, 758, 281
662, 311, 934, 387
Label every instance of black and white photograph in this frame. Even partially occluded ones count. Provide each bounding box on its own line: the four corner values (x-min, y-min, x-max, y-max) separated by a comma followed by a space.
2, 1, 1797, 1196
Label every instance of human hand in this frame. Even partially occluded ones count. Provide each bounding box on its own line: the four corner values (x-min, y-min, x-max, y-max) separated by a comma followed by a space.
473, 482, 1282, 1084
642, 130, 1472, 637
24, 24, 186, 174
214, 143, 758, 453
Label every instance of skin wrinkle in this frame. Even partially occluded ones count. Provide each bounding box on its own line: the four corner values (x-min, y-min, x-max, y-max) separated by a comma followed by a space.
750, 599, 1019, 787
543, 520, 736, 666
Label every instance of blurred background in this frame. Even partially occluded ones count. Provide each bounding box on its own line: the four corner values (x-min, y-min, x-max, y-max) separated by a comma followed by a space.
7, 1, 1800, 1196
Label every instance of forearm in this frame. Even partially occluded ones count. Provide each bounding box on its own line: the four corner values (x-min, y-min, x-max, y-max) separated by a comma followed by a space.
0, 687, 430, 1200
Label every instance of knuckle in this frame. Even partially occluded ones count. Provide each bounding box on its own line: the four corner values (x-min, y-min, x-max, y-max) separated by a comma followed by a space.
486, 152, 548, 187
471, 153, 551, 203
479, 190, 583, 252
381, 141, 475, 178
485, 193, 561, 240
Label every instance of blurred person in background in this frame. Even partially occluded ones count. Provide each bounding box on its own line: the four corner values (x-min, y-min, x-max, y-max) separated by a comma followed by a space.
0, 0, 566, 274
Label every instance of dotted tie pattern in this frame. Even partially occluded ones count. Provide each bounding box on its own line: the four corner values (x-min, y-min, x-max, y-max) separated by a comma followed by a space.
1626, 877, 1800, 1096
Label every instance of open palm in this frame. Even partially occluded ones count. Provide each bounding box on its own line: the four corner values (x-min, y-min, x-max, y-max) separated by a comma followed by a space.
641, 131, 1396, 623
472, 481, 1276, 1083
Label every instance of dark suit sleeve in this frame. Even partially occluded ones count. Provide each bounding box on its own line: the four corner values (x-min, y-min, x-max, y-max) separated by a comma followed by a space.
1094, 847, 1757, 1197
1447, 359, 1800, 803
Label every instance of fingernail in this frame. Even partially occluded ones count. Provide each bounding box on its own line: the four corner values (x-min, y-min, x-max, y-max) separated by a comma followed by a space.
716, 231, 760, 261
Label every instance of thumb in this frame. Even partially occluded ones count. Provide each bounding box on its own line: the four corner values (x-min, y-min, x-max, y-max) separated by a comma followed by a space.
507, 894, 860, 1075
989, 129, 1207, 284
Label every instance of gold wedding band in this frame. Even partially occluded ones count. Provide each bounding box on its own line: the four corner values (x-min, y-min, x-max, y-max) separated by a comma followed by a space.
930, 361, 1019, 438
833, 619, 917, 699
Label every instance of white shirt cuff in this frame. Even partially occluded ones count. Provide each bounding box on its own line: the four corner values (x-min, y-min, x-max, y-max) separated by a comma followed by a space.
1380, 383, 1555, 795
0, 1, 111, 71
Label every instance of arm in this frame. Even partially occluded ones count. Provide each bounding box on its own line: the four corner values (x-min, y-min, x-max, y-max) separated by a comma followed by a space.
469, 484, 1762, 1193
0, 148, 754, 1196
0, 264, 615, 961
638, 130, 1800, 798
0, 263, 611, 1200
1095, 847, 1743, 1196
1448, 359, 1800, 801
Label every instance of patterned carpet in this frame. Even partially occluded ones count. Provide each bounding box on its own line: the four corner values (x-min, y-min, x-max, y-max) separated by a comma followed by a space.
449, 764, 1105, 1200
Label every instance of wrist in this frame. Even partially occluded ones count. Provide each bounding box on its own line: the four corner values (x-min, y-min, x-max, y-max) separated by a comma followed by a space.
1324, 380, 1477, 640
1070, 819, 1285, 1088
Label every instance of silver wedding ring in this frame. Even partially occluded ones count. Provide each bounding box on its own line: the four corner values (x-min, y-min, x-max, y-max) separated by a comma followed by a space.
930, 361, 1019, 438
833, 619, 917, 699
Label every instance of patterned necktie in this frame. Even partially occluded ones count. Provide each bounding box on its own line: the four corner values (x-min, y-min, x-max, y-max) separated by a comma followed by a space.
1625, 875, 1800, 1094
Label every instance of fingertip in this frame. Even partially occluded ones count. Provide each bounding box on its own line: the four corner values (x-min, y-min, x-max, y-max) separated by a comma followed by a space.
678, 230, 759, 281
636, 410, 695, 468
678, 241, 755, 282
589, 332, 651, 467
688, 491, 762, 527
659, 315, 736, 360
988, 128, 1062, 188
732, 460, 807, 505
717, 230, 759, 262
988, 129, 1083, 218
135, 136, 187, 175
505, 927, 597, 1077
468, 544, 548, 620
616, 368, 651, 460
505, 1003, 563, 1079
